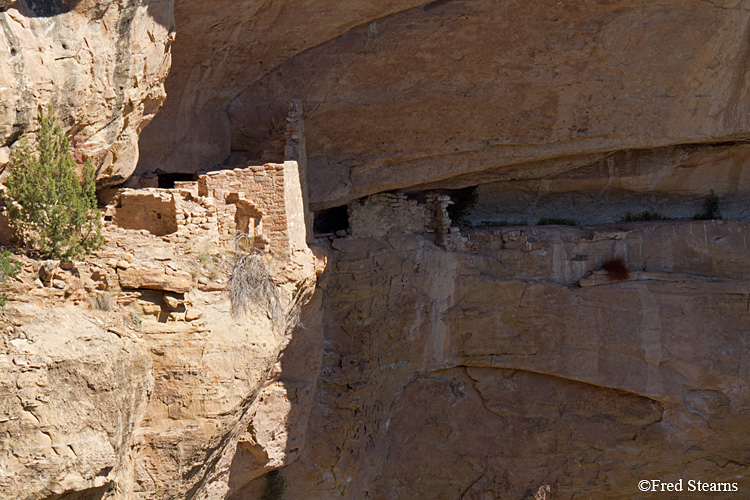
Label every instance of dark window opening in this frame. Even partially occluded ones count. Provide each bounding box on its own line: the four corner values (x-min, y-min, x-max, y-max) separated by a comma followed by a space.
314, 205, 349, 234
402, 190, 429, 204
158, 172, 197, 189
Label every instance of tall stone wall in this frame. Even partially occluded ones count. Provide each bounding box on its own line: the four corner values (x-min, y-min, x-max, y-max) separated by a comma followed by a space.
285, 100, 313, 244
347, 192, 468, 250
110, 160, 306, 260
198, 164, 289, 256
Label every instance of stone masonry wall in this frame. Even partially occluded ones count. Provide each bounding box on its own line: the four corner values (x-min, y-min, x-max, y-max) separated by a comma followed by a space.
348, 192, 468, 250
111, 161, 298, 259
285, 100, 314, 244
114, 190, 179, 236
348, 193, 433, 239
112, 100, 309, 260
198, 164, 290, 256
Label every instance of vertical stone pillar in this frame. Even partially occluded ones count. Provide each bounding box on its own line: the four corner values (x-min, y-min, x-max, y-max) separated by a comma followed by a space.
284, 99, 314, 243
427, 194, 454, 248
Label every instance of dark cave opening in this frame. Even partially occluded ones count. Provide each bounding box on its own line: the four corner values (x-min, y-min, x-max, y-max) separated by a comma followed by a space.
313, 205, 349, 235
157, 172, 197, 189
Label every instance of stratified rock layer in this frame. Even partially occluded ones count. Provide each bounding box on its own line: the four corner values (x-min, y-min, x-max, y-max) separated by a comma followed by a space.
0, 0, 173, 185
136, 0, 750, 208
0, 305, 153, 500
238, 221, 750, 498
0, 221, 321, 500
135, 0, 426, 177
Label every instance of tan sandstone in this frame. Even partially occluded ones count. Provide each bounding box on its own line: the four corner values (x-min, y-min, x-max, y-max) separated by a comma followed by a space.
0, 0, 173, 186
221, 0, 750, 209
236, 218, 750, 499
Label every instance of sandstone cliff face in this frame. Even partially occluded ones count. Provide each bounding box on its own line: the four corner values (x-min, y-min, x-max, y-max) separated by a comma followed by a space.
0, 221, 321, 500
135, 0, 427, 177
238, 221, 750, 498
0, 0, 173, 186
137, 0, 750, 210
0, 305, 152, 499
3, 0, 750, 498
0, 146, 321, 499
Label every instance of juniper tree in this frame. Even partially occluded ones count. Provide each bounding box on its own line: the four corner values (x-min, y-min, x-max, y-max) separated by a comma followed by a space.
3, 107, 103, 261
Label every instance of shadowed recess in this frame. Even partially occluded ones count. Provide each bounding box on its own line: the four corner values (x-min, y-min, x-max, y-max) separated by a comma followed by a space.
9, 0, 83, 16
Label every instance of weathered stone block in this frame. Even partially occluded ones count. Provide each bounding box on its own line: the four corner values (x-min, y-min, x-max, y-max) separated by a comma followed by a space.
117, 266, 192, 293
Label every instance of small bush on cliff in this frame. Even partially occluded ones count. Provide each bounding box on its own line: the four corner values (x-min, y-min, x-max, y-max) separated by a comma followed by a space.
2, 107, 103, 262
624, 211, 667, 222
0, 251, 21, 306
694, 192, 722, 220
89, 291, 117, 311
537, 217, 576, 226
230, 250, 282, 319
446, 186, 479, 229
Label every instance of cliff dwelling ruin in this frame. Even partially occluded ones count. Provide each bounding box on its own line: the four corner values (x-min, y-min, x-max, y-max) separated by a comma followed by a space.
1, 1, 750, 499
106, 101, 311, 260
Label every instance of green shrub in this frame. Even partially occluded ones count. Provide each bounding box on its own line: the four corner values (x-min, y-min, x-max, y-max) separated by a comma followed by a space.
3, 107, 103, 262
480, 220, 528, 227
694, 192, 722, 220
446, 186, 478, 228
0, 251, 21, 306
263, 470, 286, 500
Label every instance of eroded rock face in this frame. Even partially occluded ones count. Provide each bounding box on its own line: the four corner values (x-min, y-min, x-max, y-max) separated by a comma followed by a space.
135, 0, 427, 177
220, 0, 750, 209
190, 288, 324, 500
0, 305, 152, 500
5, 1, 750, 498
0, 0, 174, 186
130, 295, 281, 500
0, 232, 321, 500
237, 221, 750, 498
467, 143, 750, 225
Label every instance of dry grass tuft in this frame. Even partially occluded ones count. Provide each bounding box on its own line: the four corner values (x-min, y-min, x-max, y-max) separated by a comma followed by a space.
230, 250, 282, 320
229, 232, 312, 333
193, 239, 225, 280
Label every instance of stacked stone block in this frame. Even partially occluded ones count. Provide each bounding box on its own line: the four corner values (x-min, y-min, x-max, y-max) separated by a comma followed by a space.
198, 164, 290, 255
114, 189, 178, 236
111, 161, 304, 260
348, 193, 432, 238
348, 192, 468, 250
285, 100, 314, 243
426, 194, 468, 251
